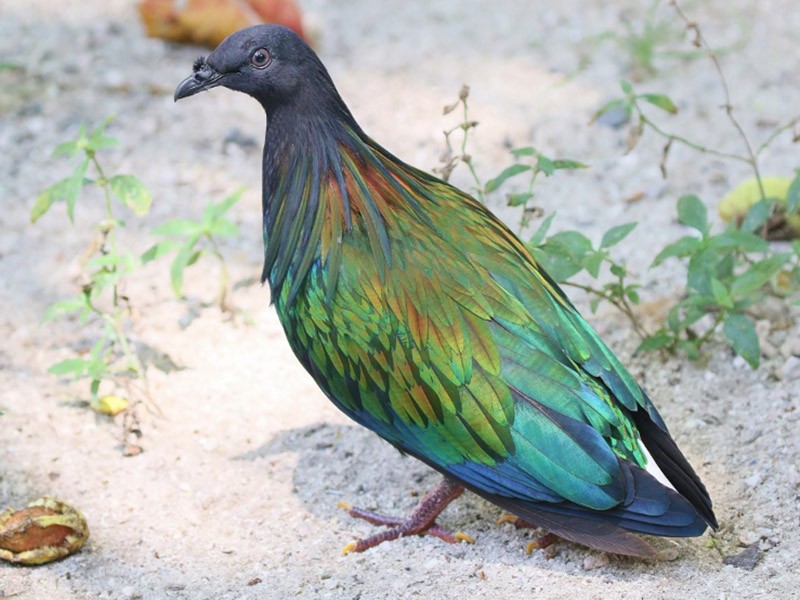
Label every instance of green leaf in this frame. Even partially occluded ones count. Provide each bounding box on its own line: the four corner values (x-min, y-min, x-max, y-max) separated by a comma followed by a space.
636, 332, 673, 353
87, 118, 118, 152
707, 229, 769, 253
609, 263, 626, 278
209, 219, 239, 237
639, 93, 678, 114
170, 237, 201, 297
42, 297, 87, 322
651, 235, 702, 267
48, 358, 88, 377
676, 339, 701, 362
533, 230, 593, 282
583, 251, 605, 278
600, 222, 637, 248
536, 155, 555, 176
620, 80, 634, 95
730, 255, 789, 297
530, 246, 581, 282
186, 250, 202, 267
527, 212, 556, 248
32, 158, 89, 223
86, 134, 118, 152
110, 175, 152, 216
591, 98, 631, 124
53, 139, 79, 157
787, 170, 800, 214
152, 219, 203, 238
723, 313, 760, 368
31, 178, 70, 222
510, 146, 536, 157
507, 192, 533, 207
686, 248, 718, 296
551, 159, 588, 171
710, 278, 732, 309
66, 157, 90, 222
547, 230, 593, 258
141, 240, 180, 264
739, 199, 771, 233
53, 124, 87, 157
85, 252, 138, 272
677, 194, 708, 234
485, 164, 531, 193
203, 190, 243, 225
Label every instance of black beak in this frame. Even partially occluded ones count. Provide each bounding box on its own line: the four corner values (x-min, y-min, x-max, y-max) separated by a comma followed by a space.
174, 60, 225, 102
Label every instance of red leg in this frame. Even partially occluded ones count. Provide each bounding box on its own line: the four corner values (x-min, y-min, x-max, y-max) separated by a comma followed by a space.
339, 477, 475, 553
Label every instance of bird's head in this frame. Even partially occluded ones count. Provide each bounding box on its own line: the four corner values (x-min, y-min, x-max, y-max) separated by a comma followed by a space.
174, 25, 328, 110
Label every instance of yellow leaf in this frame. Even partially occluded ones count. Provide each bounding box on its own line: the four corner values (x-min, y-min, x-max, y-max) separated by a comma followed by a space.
92, 395, 128, 416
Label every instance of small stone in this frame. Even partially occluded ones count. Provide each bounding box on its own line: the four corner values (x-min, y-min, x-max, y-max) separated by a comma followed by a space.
744, 473, 762, 487
582, 553, 609, 570
657, 547, 679, 561
722, 543, 762, 570
738, 530, 761, 546
778, 356, 800, 381
780, 336, 800, 357
760, 340, 779, 359
684, 418, 705, 430
732, 355, 748, 369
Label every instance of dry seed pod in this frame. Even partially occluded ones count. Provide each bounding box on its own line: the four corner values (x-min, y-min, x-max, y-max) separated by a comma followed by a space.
0, 497, 89, 565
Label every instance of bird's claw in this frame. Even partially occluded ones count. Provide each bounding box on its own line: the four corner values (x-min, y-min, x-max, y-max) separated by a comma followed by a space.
496, 513, 520, 526
455, 531, 476, 544
525, 533, 559, 557
341, 541, 358, 556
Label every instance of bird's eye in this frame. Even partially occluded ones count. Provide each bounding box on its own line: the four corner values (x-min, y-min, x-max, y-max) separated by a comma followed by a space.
250, 48, 271, 69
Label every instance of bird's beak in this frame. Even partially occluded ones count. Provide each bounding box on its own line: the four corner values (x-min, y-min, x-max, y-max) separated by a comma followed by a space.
174, 60, 225, 102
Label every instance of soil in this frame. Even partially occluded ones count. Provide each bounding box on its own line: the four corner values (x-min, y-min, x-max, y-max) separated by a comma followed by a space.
1, 1, 799, 598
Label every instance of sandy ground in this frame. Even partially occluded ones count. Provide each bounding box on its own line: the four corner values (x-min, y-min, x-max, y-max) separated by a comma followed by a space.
1, 0, 799, 598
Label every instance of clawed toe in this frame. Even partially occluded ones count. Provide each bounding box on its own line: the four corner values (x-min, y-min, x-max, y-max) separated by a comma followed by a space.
338, 478, 474, 553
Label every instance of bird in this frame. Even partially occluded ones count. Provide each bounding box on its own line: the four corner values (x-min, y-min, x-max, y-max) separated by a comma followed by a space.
174, 24, 717, 558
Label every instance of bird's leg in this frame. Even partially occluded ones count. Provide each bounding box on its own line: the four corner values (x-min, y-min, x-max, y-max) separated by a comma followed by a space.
496, 514, 560, 557
339, 477, 475, 554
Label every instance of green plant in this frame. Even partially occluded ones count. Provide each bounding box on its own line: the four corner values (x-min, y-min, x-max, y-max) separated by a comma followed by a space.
589, 2, 800, 365
143, 190, 242, 312
31, 117, 152, 409
640, 193, 800, 367
434, 85, 483, 199
588, 0, 745, 80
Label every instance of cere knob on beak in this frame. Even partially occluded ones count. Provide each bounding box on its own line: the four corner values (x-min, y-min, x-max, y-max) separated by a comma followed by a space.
174, 56, 224, 101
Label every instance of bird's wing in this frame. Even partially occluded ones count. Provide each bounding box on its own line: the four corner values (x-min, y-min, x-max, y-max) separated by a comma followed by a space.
281, 142, 714, 537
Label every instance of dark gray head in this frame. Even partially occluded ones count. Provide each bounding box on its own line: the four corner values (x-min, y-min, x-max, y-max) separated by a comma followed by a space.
175, 25, 345, 117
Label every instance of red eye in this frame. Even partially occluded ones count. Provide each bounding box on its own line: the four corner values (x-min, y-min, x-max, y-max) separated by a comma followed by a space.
250, 48, 271, 69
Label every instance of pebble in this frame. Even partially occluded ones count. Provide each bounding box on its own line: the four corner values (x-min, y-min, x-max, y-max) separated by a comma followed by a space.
683, 418, 705, 430
582, 554, 609, 570
732, 356, 748, 370
760, 340, 779, 359
656, 548, 679, 561
744, 473, 762, 487
778, 356, 800, 381
423, 558, 440, 571
780, 337, 800, 358
738, 530, 761, 546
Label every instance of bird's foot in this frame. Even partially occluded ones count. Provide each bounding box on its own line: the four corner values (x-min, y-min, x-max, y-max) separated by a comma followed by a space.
338, 477, 475, 554
496, 514, 560, 558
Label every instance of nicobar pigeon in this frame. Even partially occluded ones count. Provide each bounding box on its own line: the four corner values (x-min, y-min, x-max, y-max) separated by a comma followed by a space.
175, 25, 717, 558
